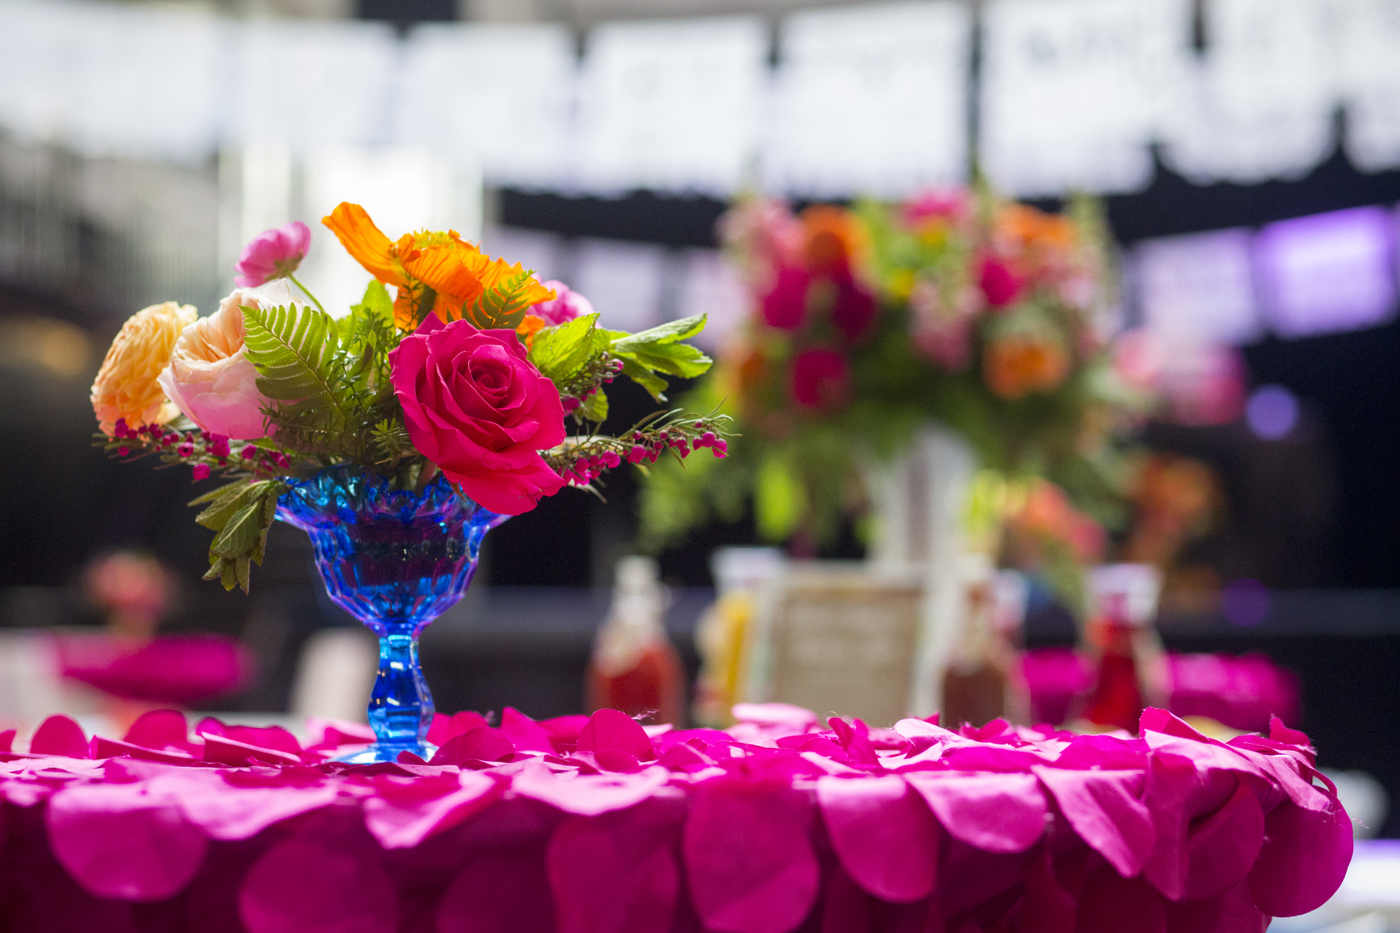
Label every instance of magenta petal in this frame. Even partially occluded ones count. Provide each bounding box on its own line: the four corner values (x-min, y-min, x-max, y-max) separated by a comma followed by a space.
512, 763, 670, 816
500, 707, 555, 753
904, 771, 1047, 854
46, 782, 208, 901
1019, 845, 1076, 933
438, 851, 557, 933
1184, 780, 1264, 900
547, 798, 684, 933
239, 835, 397, 933
124, 709, 195, 755
576, 708, 655, 761
153, 769, 340, 841
1246, 796, 1353, 917
819, 866, 874, 933
430, 726, 516, 766
1164, 880, 1269, 933
427, 711, 490, 747
1032, 766, 1155, 878
817, 775, 939, 903
200, 734, 301, 767
30, 715, 90, 758
683, 780, 820, 933
1142, 750, 1199, 900
362, 771, 499, 849
1076, 865, 1167, 933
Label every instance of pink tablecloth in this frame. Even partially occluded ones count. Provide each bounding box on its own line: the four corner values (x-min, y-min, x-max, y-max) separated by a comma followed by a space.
53, 633, 251, 706
1022, 649, 1302, 732
0, 704, 1350, 933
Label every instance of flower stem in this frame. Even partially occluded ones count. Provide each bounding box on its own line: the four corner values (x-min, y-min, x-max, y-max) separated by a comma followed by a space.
288, 273, 327, 315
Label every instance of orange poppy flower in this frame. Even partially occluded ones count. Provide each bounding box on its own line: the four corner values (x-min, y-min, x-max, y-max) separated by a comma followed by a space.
322, 202, 555, 332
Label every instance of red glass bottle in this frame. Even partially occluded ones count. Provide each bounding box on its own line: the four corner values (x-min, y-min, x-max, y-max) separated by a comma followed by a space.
586, 557, 685, 727
1081, 564, 1164, 734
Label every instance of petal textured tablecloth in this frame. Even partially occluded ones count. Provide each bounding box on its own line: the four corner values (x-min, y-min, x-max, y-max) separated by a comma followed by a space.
0, 704, 1351, 933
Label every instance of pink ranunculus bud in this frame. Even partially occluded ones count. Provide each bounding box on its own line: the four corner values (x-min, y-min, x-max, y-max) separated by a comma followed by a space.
157, 289, 276, 440
530, 281, 595, 325
234, 222, 311, 288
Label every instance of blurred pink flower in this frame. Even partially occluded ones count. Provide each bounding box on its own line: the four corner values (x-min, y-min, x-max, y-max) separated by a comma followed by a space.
530, 280, 595, 325
979, 255, 1023, 308
762, 266, 811, 331
157, 289, 275, 440
790, 347, 850, 410
910, 279, 979, 371
902, 188, 970, 227
831, 278, 877, 342
234, 222, 310, 288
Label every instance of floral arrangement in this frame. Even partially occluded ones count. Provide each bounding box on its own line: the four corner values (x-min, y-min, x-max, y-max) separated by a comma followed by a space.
91, 204, 728, 592
640, 187, 1138, 550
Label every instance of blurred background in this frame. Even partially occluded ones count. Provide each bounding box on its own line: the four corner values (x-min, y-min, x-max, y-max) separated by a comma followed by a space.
1, 0, 1399, 910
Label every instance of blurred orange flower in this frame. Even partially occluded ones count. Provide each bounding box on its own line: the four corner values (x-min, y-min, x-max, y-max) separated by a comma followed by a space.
800, 205, 866, 273
323, 202, 554, 332
1011, 479, 1106, 563
984, 334, 1070, 399
996, 204, 1077, 254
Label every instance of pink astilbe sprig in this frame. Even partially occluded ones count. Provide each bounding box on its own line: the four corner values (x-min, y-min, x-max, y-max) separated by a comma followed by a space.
234, 222, 311, 288
543, 412, 734, 490
97, 421, 295, 484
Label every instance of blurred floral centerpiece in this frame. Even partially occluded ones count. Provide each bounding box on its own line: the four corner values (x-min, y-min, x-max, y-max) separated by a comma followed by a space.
89, 204, 727, 760
642, 186, 1139, 551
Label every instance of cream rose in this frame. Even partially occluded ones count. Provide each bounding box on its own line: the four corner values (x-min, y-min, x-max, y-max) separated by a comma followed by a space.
157, 289, 274, 440
91, 301, 197, 435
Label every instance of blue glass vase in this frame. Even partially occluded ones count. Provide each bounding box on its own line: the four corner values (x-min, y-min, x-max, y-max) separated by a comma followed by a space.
276, 465, 506, 763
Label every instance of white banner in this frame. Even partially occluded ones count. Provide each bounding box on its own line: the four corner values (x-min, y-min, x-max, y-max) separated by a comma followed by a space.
1131, 228, 1261, 346
1159, 0, 1338, 184
981, 0, 1188, 197
768, 2, 970, 198
394, 24, 576, 188
1337, 0, 1400, 172
573, 17, 768, 195
230, 20, 398, 154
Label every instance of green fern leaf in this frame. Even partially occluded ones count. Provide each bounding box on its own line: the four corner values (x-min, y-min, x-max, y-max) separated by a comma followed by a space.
463, 269, 539, 331
241, 304, 348, 418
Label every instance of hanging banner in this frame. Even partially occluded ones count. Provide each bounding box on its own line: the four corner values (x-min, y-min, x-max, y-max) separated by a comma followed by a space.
573, 17, 768, 196
1338, 0, 1400, 172
395, 24, 576, 189
768, 1, 970, 198
981, 0, 1188, 197
231, 20, 398, 155
1160, 0, 1338, 184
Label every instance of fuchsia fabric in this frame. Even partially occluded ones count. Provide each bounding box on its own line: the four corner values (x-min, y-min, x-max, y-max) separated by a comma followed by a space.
0, 704, 1350, 933
54, 633, 251, 706
1021, 649, 1302, 733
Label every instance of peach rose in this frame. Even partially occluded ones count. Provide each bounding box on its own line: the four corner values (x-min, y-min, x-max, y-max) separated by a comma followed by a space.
91, 301, 197, 435
157, 289, 275, 440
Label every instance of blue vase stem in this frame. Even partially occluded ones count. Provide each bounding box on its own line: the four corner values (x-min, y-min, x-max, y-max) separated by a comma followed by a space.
371, 629, 433, 751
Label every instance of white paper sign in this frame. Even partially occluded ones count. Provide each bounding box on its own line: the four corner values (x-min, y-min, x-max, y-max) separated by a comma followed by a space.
768, 2, 970, 198
394, 23, 576, 188
981, 0, 1188, 197
574, 17, 768, 195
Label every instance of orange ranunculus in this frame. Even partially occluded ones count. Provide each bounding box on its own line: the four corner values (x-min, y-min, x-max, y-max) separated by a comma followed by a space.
322, 203, 555, 331
996, 204, 1076, 254
800, 205, 866, 273
91, 301, 198, 435
983, 333, 1070, 400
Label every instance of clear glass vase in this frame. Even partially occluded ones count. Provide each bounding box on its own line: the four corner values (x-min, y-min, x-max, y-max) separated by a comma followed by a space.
276, 465, 506, 763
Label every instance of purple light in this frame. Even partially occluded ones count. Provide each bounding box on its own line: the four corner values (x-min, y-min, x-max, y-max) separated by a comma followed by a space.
1254, 206, 1396, 339
1133, 228, 1260, 345
1246, 384, 1299, 440
1222, 578, 1270, 627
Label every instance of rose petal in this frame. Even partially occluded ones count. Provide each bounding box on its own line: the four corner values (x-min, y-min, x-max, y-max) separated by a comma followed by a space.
430, 726, 515, 766
500, 707, 556, 753
1246, 795, 1353, 917
576, 708, 655, 761
427, 711, 490, 747
362, 771, 500, 849
239, 827, 396, 933
817, 774, 939, 903
47, 782, 208, 901
438, 850, 557, 933
904, 771, 1047, 854
30, 715, 90, 758
1163, 879, 1268, 933
512, 763, 670, 816
1076, 865, 1167, 933
1184, 780, 1264, 900
1032, 766, 1155, 878
683, 779, 819, 933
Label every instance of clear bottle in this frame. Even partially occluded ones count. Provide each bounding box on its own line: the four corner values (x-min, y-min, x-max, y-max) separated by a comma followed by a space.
692, 547, 785, 727
585, 556, 685, 727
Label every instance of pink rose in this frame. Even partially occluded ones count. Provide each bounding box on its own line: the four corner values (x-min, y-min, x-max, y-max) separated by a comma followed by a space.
389, 317, 566, 516
157, 289, 274, 440
978, 256, 1023, 308
530, 281, 595, 325
235, 222, 310, 288
790, 347, 851, 410
762, 266, 810, 331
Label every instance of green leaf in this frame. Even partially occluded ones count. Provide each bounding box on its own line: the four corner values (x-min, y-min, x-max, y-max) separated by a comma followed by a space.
528, 313, 605, 382
241, 303, 347, 416
188, 480, 247, 508
614, 340, 712, 379
235, 555, 251, 593
462, 269, 540, 331
618, 358, 670, 402
220, 561, 237, 591
210, 500, 266, 558
194, 482, 263, 531
357, 280, 393, 324
576, 389, 609, 422
610, 314, 707, 349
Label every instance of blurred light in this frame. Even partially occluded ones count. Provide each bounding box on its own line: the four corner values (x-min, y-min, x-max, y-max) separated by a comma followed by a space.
1133, 227, 1260, 345
1246, 384, 1299, 440
1221, 578, 1269, 627
1255, 206, 1397, 339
